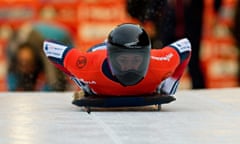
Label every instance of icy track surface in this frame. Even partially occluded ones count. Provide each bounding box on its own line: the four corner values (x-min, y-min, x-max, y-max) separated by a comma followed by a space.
0, 88, 239, 144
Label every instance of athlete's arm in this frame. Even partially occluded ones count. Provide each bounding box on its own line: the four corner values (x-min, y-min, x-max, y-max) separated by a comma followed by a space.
158, 38, 192, 95
43, 40, 105, 78
43, 40, 74, 76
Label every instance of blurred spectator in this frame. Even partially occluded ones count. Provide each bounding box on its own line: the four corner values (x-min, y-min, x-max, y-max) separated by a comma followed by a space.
232, 0, 240, 85
7, 22, 74, 91
7, 42, 51, 91
164, 0, 206, 89
126, 0, 167, 48
127, 0, 223, 89
160, 0, 223, 89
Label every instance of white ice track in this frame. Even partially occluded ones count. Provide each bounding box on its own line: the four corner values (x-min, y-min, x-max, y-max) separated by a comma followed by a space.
0, 88, 239, 144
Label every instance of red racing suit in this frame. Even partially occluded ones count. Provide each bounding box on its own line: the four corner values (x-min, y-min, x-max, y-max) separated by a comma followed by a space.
43, 38, 191, 96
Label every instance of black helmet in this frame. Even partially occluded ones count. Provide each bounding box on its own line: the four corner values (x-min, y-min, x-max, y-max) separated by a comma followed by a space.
107, 23, 151, 86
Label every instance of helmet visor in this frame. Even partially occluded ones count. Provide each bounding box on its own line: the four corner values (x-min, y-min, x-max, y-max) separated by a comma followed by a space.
108, 45, 150, 86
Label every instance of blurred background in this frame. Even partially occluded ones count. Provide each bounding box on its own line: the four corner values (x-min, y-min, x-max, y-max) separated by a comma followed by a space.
0, 0, 238, 91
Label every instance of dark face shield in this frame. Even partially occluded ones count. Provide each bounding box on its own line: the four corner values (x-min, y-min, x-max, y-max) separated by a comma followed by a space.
116, 53, 143, 71
108, 48, 150, 86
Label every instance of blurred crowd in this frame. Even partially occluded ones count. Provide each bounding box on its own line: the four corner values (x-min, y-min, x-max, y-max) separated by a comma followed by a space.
0, 0, 239, 91
6, 22, 75, 91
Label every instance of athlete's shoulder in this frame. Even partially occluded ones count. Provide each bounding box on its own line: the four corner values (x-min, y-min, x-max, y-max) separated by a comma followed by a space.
169, 38, 191, 53
151, 38, 191, 62
87, 42, 107, 52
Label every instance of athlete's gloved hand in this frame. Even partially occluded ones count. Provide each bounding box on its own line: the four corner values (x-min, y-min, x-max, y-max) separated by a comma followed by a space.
157, 77, 179, 96
43, 40, 72, 66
